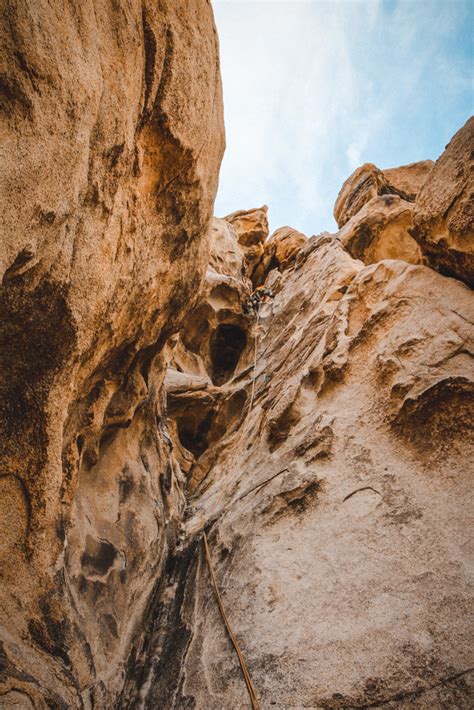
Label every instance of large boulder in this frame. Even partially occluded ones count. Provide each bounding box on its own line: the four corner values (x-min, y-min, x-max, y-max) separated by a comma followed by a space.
334, 160, 433, 229
209, 217, 246, 280
259, 225, 308, 277
334, 163, 388, 227
337, 194, 422, 265
224, 204, 270, 245
383, 160, 434, 200
0, 1, 224, 705
411, 117, 474, 287
223, 205, 270, 282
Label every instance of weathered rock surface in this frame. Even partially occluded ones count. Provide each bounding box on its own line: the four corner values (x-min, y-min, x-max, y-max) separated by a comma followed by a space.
337, 194, 422, 265
334, 160, 433, 230
334, 127, 473, 286
0, 1, 224, 706
253, 225, 308, 284
383, 160, 434, 201
223, 205, 270, 284
157, 238, 473, 709
209, 217, 246, 280
132, 141, 472, 707
411, 117, 474, 287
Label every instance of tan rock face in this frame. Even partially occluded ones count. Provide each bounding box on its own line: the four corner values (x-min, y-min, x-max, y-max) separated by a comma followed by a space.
223, 205, 270, 283
411, 117, 474, 287
383, 159, 434, 199
253, 225, 308, 284
334, 163, 388, 227
0, 1, 223, 706
209, 217, 246, 280
155, 233, 474, 709
165, 260, 253, 491
337, 194, 422, 265
334, 159, 433, 230
224, 205, 270, 246
125, 132, 472, 706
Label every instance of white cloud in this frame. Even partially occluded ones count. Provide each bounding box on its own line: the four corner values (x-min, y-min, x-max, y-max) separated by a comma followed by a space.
346, 143, 362, 170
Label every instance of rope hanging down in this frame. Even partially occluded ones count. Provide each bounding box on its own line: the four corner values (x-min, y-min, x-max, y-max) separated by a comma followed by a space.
246, 287, 274, 413
202, 532, 262, 710
249, 304, 260, 412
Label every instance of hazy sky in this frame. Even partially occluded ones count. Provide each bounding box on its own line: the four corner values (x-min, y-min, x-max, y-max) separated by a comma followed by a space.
212, 0, 473, 235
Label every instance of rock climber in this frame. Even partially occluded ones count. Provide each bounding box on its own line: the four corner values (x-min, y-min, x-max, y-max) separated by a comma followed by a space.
244, 285, 274, 314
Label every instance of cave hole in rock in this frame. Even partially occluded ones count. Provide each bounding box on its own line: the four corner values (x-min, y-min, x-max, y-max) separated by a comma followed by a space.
210, 323, 247, 385
176, 405, 215, 458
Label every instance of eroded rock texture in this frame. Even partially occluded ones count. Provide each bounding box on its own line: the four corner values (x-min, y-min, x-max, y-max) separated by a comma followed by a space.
411, 117, 474, 288
0, 1, 224, 706
333, 161, 432, 267
135, 146, 471, 707
154, 234, 473, 708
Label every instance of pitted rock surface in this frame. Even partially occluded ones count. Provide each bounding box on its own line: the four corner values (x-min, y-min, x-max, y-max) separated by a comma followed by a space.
167, 228, 473, 709
0, 1, 224, 706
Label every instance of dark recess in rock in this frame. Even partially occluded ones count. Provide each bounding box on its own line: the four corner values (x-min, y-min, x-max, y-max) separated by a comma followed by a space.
80, 536, 119, 578
210, 323, 247, 385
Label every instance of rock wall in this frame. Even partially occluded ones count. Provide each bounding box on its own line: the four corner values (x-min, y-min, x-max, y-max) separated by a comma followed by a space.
143, 136, 471, 707
167, 240, 473, 708
411, 117, 474, 288
0, 1, 224, 706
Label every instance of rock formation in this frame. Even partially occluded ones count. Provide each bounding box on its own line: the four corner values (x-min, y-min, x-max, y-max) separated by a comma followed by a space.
224, 205, 270, 285
333, 160, 432, 267
0, 1, 224, 706
411, 118, 474, 288
153, 182, 473, 707
1, 4, 473, 708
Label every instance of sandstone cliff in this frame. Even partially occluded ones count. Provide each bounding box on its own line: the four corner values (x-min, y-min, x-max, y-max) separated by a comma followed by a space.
1, 4, 473, 709
144, 124, 473, 707
1, 1, 224, 706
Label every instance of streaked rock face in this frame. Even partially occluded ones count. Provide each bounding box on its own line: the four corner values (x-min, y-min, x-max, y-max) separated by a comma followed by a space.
333, 122, 473, 288
333, 160, 435, 266
151, 142, 472, 707
223, 205, 270, 284
334, 160, 434, 229
1, 8, 472, 708
255, 225, 309, 284
159, 231, 473, 708
0, 1, 224, 705
383, 160, 434, 200
411, 117, 474, 287
209, 217, 247, 280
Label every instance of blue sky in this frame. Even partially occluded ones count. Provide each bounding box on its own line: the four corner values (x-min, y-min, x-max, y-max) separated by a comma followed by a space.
212, 0, 473, 235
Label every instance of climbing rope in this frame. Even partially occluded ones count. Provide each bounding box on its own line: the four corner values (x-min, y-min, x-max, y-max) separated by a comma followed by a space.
248, 303, 260, 412
247, 287, 273, 414
202, 532, 262, 710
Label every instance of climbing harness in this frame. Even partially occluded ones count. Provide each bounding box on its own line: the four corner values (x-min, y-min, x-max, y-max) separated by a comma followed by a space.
245, 286, 274, 315
202, 532, 262, 710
